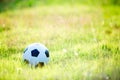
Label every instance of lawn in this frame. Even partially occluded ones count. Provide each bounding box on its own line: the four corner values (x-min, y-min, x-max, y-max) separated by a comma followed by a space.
0, 0, 120, 80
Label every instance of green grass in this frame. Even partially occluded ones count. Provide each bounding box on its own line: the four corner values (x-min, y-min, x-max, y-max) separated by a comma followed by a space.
0, 0, 120, 12
0, 2, 120, 80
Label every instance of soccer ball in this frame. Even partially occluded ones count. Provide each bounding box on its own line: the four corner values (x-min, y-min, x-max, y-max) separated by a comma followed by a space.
23, 43, 49, 67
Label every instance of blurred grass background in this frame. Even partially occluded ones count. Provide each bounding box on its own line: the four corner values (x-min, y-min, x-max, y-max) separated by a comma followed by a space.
0, 0, 120, 80
0, 0, 120, 12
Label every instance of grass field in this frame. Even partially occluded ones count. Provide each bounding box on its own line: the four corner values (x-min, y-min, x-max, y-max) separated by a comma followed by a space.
0, 0, 120, 80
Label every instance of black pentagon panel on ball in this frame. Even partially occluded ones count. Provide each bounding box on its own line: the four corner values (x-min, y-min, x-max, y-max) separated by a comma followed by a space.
45, 50, 49, 57
31, 49, 40, 57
